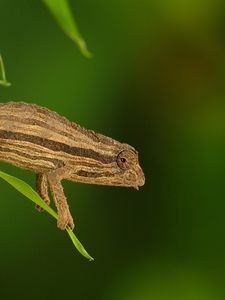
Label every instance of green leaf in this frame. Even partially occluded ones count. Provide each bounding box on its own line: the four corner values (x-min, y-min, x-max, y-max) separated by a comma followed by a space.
0, 54, 11, 87
0, 170, 94, 261
43, 0, 91, 58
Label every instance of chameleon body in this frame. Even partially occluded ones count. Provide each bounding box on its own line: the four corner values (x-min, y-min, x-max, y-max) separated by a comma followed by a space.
0, 102, 145, 230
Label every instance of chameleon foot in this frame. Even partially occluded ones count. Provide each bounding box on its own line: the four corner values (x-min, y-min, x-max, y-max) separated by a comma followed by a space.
47, 167, 75, 230
57, 207, 74, 230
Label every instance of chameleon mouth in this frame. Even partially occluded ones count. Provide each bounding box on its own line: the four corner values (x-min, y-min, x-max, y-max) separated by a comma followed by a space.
133, 173, 145, 190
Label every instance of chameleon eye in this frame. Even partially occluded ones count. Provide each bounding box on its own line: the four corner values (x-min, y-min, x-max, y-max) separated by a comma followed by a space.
117, 151, 130, 170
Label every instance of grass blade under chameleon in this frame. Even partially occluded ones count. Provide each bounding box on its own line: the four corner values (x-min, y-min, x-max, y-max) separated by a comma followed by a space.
0, 170, 94, 261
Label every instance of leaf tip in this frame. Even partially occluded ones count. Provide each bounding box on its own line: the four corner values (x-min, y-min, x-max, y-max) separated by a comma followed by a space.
0, 80, 11, 87
78, 39, 92, 58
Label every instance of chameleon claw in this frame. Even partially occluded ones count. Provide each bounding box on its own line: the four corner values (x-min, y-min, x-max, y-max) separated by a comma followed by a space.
57, 208, 74, 230
35, 204, 44, 212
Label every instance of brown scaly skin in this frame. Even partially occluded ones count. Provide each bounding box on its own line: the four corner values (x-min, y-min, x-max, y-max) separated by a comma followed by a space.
0, 102, 145, 230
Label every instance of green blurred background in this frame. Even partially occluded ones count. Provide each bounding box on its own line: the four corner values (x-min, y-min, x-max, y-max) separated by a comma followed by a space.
1, 0, 225, 299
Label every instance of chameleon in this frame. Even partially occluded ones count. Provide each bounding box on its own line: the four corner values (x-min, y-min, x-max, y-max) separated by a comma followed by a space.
0, 102, 145, 230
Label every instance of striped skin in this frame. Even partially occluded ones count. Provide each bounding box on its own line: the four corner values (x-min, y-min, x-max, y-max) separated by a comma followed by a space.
0, 102, 145, 229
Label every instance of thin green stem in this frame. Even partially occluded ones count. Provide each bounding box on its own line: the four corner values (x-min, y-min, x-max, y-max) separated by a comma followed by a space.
0, 54, 11, 87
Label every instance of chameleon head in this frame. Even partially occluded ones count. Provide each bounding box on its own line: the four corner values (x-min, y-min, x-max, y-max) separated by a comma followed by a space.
114, 147, 145, 189
72, 145, 145, 189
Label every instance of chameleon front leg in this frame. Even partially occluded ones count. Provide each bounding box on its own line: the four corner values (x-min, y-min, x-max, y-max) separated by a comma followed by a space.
36, 173, 50, 212
47, 167, 74, 230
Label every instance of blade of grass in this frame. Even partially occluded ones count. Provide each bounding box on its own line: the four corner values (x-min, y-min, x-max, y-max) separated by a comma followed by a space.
0, 54, 11, 87
43, 0, 91, 58
0, 170, 94, 261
